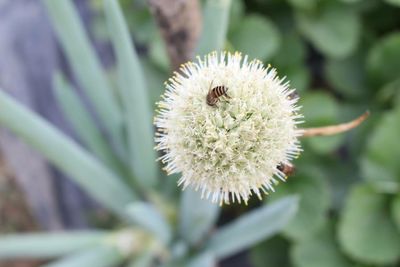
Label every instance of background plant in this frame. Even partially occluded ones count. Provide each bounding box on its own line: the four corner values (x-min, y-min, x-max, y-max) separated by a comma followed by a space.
0, 0, 400, 266
0, 0, 298, 266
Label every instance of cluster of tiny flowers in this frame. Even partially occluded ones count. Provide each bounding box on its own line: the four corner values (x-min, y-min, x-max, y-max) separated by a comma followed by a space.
155, 51, 303, 205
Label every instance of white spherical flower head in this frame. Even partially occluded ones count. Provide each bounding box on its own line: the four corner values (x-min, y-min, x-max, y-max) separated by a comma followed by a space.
155, 52, 303, 205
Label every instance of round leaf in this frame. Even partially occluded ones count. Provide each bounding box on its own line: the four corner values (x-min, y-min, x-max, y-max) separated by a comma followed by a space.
338, 185, 400, 265
361, 109, 400, 191
273, 33, 306, 68
292, 223, 352, 267
250, 236, 290, 267
367, 33, 400, 87
384, 0, 400, 7
325, 53, 368, 99
288, 0, 319, 10
230, 15, 281, 61
300, 92, 344, 154
296, 3, 360, 58
268, 168, 330, 241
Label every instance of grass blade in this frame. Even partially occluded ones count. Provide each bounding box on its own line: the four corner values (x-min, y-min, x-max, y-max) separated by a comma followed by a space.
42, 0, 124, 149
196, 0, 232, 54
41, 245, 123, 267
103, 0, 158, 188
206, 196, 299, 258
53, 73, 122, 172
0, 90, 135, 215
0, 231, 106, 259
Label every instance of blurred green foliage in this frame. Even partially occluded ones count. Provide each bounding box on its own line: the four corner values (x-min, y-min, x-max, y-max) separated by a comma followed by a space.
0, 0, 399, 266
222, 0, 399, 266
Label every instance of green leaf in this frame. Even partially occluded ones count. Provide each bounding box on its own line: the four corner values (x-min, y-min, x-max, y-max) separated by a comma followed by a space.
269, 168, 330, 241
296, 2, 360, 58
196, 0, 232, 54
288, 0, 319, 11
367, 33, 400, 87
0, 231, 106, 259
187, 253, 215, 267
42, 0, 123, 147
384, 0, 400, 7
53, 73, 121, 172
284, 67, 310, 94
392, 194, 400, 232
127, 251, 154, 267
179, 189, 220, 245
230, 15, 281, 61
228, 0, 244, 33
300, 92, 344, 153
273, 33, 306, 68
292, 223, 352, 267
141, 60, 169, 111
148, 33, 170, 71
206, 196, 299, 258
126, 202, 171, 244
0, 90, 135, 215
250, 236, 290, 267
361, 108, 400, 192
338, 184, 400, 265
42, 245, 123, 267
325, 52, 368, 99
103, 0, 158, 188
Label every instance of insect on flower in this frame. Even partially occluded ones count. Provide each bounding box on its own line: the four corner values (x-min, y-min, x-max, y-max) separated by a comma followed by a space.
277, 163, 295, 177
206, 82, 231, 106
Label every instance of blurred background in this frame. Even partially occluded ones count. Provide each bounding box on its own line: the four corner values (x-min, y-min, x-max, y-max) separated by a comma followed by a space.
0, 0, 400, 267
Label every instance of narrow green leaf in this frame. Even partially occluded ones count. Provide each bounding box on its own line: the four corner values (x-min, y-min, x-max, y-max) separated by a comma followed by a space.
187, 252, 215, 267
0, 231, 106, 259
42, 0, 123, 148
0, 90, 135, 215
292, 223, 352, 267
179, 189, 220, 245
338, 184, 400, 265
206, 196, 299, 258
196, 0, 232, 54
41, 245, 123, 267
53, 73, 122, 172
103, 0, 158, 188
126, 202, 171, 244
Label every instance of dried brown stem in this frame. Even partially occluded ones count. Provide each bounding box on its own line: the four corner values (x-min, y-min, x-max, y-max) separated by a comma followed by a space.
148, 0, 202, 70
300, 111, 370, 138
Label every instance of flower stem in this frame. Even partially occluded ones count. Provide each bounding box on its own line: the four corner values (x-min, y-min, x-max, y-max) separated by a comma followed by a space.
300, 111, 370, 138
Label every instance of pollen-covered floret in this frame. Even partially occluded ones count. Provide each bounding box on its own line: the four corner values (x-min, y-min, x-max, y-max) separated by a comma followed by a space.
154, 51, 303, 204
